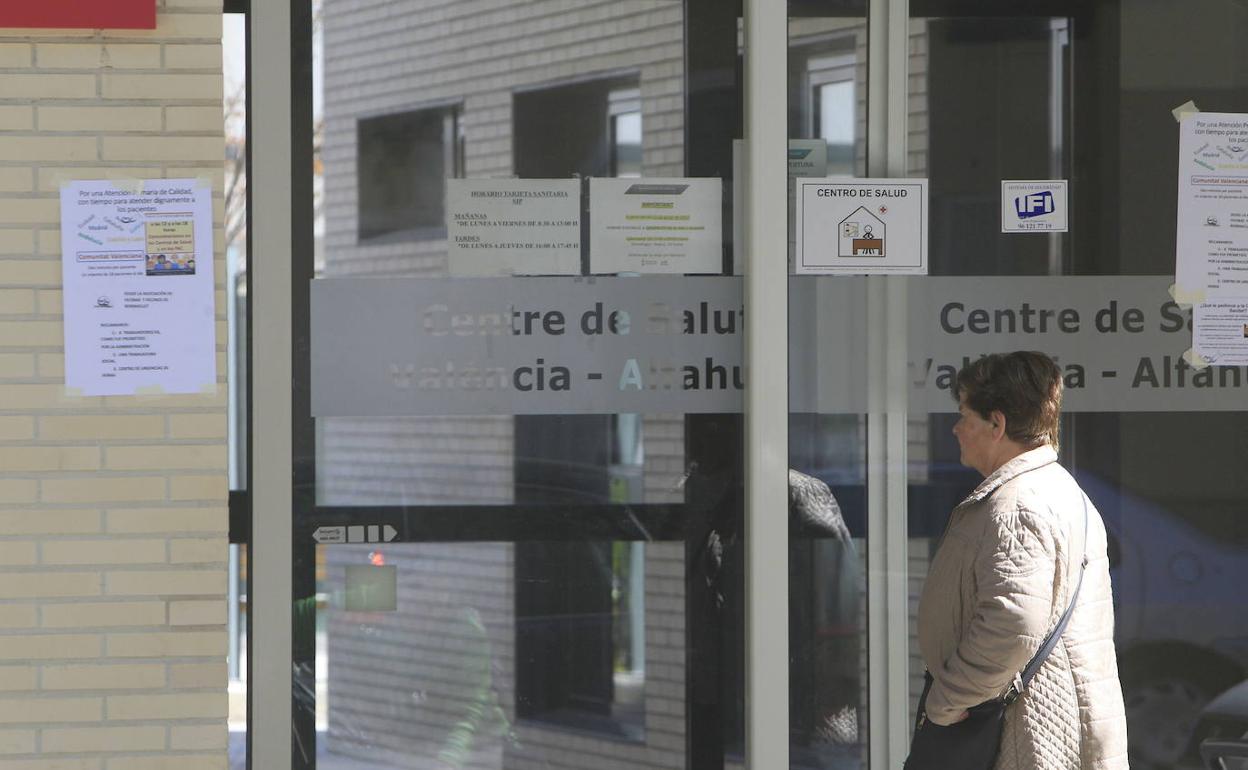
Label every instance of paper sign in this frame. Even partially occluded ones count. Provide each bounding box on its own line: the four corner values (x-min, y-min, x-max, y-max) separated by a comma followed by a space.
59, 179, 216, 396
446, 179, 581, 276
1001, 180, 1068, 233
795, 178, 928, 275
589, 178, 722, 274
1194, 300, 1248, 365
1175, 112, 1248, 299
788, 140, 828, 178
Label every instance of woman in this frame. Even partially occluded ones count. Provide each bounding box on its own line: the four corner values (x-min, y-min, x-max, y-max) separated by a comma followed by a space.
915, 352, 1128, 769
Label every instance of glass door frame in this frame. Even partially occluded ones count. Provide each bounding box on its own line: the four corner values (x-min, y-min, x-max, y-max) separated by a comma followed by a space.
246, 0, 922, 768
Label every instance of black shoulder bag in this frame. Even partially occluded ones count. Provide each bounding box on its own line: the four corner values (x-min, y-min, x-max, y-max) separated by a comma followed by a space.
903, 495, 1089, 770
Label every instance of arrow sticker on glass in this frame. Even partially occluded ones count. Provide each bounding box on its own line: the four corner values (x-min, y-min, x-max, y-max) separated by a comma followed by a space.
312, 525, 398, 544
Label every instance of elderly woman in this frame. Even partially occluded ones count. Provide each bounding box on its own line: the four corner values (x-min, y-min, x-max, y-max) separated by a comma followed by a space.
913, 352, 1128, 769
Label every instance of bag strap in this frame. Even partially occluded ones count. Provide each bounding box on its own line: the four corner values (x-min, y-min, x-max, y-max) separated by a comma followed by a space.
1003, 493, 1089, 705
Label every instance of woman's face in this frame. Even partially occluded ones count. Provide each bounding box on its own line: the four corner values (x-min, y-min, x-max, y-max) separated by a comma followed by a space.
952, 395, 998, 477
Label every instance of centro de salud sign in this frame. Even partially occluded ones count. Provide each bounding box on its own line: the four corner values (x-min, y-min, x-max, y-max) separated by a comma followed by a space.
310, 276, 1248, 417
0, 2, 156, 30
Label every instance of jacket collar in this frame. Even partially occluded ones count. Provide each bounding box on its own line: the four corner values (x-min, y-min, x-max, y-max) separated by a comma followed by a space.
958, 444, 1058, 508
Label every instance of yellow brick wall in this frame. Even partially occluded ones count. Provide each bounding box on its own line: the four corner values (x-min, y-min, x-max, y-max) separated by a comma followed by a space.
0, 3, 229, 767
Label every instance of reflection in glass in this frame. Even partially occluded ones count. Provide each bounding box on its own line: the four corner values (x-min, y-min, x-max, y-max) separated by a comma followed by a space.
306, 1, 741, 768
319, 542, 664, 768
224, 10, 248, 769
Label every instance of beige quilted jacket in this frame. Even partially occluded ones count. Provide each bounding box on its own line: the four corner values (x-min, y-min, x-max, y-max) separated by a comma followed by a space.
916, 446, 1129, 770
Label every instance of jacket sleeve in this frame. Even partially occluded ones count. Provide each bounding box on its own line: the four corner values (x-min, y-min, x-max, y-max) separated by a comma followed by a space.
924, 505, 1059, 725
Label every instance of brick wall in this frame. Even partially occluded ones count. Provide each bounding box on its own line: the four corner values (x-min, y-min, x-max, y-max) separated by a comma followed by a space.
0, 3, 229, 768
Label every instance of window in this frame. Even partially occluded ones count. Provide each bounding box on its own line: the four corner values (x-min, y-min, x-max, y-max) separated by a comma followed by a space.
356, 105, 462, 241
512, 413, 648, 738
511, 77, 647, 738
805, 51, 857, 175
515, 540, 645, 739
513, 77, 639, 179
609, 88, 642, 178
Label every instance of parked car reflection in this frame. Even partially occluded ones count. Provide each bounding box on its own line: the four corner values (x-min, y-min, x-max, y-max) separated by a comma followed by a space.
1075, 475, 1248, 770
1183, 680, 1248, 770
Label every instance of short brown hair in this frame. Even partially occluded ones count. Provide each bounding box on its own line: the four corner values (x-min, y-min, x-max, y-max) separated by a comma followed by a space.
954, 352, 1062, 449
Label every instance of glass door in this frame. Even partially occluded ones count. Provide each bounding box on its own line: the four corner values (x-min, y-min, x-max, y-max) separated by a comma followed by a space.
289, 2, 751, 768
784, 2, 1248, 770
907, 5, 1248, 769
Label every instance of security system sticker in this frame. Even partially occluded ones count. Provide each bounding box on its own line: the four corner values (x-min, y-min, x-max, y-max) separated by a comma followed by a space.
1002, 180, 1068, 233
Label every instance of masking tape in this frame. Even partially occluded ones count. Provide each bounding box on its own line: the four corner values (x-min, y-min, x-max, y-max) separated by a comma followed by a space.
1168, 282, 1206, 307
1172, 100, 1200, 122
194, 175, 213, 190
199, 382, 219, 395
1182, 348, 1210, 370
134, 384, 166, 395
62, 386, 85, 398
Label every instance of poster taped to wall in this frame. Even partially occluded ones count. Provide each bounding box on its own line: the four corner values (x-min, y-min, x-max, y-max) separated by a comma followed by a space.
1175, 112, 1248, 299
447, 179, 581, 276
59, 178, 215, 396
795, 177, 928, 275
589, 177, 722, 274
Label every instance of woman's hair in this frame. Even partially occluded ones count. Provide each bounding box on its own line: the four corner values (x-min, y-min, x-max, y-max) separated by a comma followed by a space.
954, 352, 1062, 449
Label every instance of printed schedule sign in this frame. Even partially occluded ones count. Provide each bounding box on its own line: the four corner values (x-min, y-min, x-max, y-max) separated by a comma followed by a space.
446, 179, 581, 276
59, 179, 216, 396
589, 178, 722, 274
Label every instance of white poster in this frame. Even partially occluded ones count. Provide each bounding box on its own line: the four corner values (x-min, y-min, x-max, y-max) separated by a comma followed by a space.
59, 178, 216, 396
795, 177, 928, 275
1175, 112, 1248, 299
1001, 180, 1068, 233
446, 179, 581, 276
589, 178, 722, 274
1193, 300, 1248, 365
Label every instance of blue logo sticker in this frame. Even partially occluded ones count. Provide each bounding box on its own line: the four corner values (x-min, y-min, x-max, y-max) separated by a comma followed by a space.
1014, 190, 1055, 219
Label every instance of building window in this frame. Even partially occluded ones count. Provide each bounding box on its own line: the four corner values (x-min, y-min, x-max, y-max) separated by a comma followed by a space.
515, 540, 645, 739
608, 88, 642, 178
356, 105, 462, 242
806, 53, 856, 175
513, 76, 639, 179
